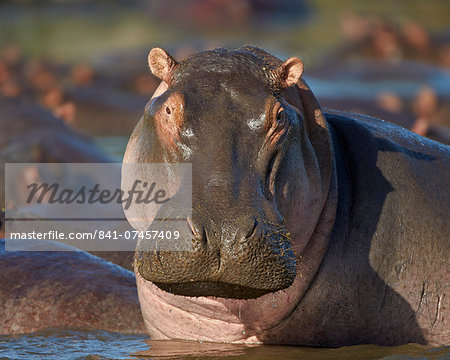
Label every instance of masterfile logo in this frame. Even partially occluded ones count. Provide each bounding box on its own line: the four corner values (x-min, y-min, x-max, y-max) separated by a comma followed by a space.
4, 163, 192, 252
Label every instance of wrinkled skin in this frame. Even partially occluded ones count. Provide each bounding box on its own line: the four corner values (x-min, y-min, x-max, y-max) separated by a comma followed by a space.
123, 47, 449, 346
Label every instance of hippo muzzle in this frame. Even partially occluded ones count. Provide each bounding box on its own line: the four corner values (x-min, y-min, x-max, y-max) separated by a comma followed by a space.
136, 189, 297, 298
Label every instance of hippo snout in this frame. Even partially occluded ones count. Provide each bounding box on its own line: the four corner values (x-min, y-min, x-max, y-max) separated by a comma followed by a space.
135, 212, 297, 299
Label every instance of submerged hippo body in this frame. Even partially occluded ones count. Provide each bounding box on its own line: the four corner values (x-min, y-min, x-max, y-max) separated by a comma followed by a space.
123, 47, 449, 346
0, 239, 145, 334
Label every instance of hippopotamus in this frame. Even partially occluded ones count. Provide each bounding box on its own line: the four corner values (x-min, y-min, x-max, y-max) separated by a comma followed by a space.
0, 96, 135, 270
0, 98, 145, 335
123, 46, 449, 347
0, 239, 145, 335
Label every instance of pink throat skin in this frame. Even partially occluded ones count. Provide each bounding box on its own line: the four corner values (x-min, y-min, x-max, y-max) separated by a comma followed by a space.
136, 270, 306, 343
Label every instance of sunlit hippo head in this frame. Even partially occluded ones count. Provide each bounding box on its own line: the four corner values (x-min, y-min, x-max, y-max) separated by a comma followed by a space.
123, 46, 334, 300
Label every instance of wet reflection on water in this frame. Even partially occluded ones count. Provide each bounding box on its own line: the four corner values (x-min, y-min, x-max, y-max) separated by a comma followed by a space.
0, 330, 148, 360
0, 330, 448, 360
137, 340, 450, 360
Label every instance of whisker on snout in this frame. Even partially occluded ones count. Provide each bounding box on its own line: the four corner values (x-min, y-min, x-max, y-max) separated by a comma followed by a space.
187, 216, 199, 237
187, 216, 207, 246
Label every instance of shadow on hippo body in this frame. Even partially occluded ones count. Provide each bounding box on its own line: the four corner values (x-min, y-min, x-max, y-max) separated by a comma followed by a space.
123, 46, 449, 346
213, 111, 443, 346
251, 113, 438, 346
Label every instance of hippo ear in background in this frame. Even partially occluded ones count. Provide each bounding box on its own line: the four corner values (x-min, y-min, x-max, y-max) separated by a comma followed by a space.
148, 48, 178, 83
278, 57, 304, 89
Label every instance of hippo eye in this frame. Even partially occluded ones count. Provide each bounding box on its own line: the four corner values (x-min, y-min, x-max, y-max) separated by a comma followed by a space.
166, 106, 171, 115
265, 102, 289, 148
276, 110, 283, 121
275, 104, 285, 122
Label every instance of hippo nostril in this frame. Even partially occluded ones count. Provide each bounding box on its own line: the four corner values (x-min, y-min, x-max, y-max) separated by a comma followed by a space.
245, 218, 258, 239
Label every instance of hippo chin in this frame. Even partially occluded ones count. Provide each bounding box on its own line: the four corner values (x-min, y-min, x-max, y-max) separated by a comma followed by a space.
123, 46, 449, 346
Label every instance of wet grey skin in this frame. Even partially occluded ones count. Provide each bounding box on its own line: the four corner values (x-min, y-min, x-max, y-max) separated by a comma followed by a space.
123, 46, 449, 346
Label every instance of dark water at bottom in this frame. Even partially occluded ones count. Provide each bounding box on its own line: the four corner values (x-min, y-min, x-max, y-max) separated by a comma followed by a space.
0, 330, 448, 360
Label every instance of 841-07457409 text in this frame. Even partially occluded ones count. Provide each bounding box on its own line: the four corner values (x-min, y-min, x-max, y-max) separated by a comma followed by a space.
8, 230, 181, 241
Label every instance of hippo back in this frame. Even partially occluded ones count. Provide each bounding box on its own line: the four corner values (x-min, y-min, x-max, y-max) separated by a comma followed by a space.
324, 110, 449, 344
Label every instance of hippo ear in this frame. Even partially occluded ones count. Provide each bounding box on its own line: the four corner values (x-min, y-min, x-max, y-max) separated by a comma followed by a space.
277, 57, 304, 89
148, 48, 178, 83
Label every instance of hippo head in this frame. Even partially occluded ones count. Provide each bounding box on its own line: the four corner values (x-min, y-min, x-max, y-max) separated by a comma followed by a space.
123, 47, 334, 300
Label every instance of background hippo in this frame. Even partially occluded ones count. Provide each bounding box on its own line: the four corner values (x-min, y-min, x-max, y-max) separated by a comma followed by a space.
0, 98, 143, 335
0, 96, 136, 269
0, 239, 145, 335
123, 46, 449, 346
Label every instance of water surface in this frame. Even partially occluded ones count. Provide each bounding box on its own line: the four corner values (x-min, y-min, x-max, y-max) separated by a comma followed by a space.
1, 330, 449, 360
